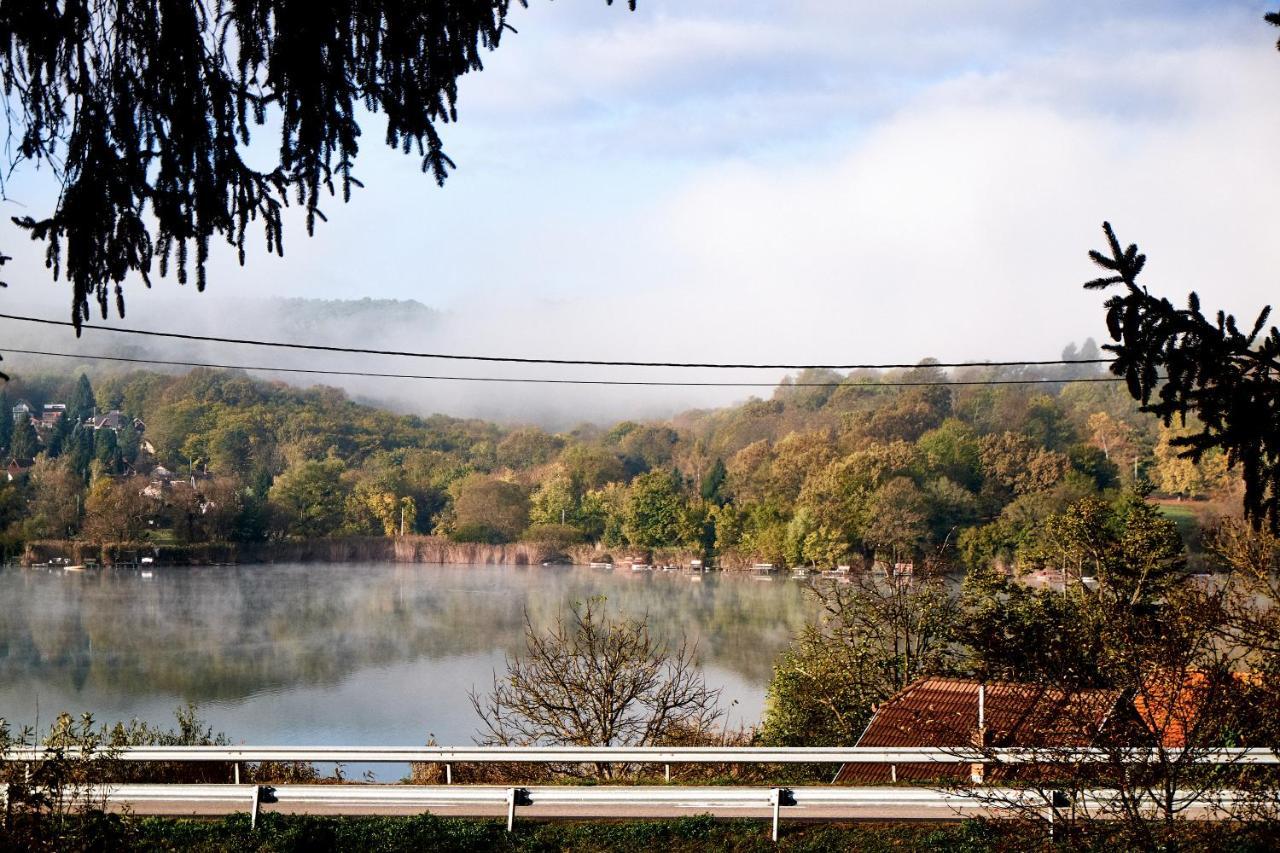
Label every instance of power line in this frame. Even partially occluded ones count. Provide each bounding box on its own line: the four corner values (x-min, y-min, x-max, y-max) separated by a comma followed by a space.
0, 313, 1113, 371
3, 348, 1126, 388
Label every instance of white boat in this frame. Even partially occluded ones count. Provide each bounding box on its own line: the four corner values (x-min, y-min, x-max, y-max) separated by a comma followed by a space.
140, 571, 154, 579
588, 561, 614, 570
630, 563, 654, 572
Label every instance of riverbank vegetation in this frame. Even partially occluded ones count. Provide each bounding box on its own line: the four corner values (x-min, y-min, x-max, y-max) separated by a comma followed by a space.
0, 341, 1240, 569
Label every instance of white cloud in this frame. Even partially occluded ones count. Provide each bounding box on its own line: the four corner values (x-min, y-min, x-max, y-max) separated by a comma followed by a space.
2, 0, 1279, 424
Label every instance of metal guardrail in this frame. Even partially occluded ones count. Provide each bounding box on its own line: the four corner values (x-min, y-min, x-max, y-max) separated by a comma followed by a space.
6, 782, 1259, 841
4, 745, 1279, 763
6, 747, 1279, 840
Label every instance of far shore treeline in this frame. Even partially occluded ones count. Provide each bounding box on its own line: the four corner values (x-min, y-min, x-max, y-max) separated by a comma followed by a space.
0, 341, 1238, 568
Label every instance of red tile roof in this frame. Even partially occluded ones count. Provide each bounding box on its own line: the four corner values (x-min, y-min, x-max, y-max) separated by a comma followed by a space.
1134, 670, 1261, 749
834, 677, 1123, 784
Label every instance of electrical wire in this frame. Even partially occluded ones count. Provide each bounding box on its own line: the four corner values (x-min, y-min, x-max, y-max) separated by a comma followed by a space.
2, 347, 1126, 388
0, 313, 1113, 372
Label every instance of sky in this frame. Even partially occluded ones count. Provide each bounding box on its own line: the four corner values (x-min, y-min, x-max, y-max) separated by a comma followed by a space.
1, 1, 1279, 423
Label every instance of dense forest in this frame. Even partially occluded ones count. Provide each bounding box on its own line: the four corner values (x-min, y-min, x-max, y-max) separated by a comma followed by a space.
0, 338, 1236, 569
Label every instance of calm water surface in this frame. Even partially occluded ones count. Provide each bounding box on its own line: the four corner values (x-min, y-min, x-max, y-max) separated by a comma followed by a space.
0, 563, 813, 753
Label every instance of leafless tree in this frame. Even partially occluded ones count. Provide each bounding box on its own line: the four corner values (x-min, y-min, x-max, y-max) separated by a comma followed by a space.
469, 597, 722, 779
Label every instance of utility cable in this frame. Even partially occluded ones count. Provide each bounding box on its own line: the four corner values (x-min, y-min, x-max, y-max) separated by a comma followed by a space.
0, 313, 1113, 371
3, 348, 1127, 388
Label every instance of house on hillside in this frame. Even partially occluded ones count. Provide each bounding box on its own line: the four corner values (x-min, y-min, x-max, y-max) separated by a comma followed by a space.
11, 400, 32, 424
833, 677, 1124, 784
40, 403, 66, 426
88, 410, 127, 431
6, 458, 33, 482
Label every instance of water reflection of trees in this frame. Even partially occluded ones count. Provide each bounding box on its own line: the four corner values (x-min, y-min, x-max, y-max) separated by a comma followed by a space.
0, 566, 812, 705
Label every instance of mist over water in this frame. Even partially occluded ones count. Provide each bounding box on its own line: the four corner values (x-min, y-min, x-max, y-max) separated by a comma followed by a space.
0, 563, 813, 772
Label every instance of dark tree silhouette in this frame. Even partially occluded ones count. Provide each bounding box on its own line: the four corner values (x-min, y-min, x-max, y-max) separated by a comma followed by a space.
0, 1, 633, 329
1085, 222, 1280, 533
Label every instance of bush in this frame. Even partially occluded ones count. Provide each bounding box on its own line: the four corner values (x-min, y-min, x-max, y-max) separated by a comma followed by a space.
450, 523, 507, 544
521, 523, 584, 548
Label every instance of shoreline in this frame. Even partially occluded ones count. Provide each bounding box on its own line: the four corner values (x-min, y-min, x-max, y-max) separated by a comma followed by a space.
18, 536, 748, 570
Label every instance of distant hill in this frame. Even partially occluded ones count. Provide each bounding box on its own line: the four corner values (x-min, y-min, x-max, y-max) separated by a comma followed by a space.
262, 297, 440, 340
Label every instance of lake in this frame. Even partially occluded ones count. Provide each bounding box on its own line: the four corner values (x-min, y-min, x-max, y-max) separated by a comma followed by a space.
0, 563, 813, 773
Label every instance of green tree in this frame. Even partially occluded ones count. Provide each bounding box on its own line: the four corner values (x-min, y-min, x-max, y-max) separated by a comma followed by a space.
1025, 492, 1185, 609
760, 632, 883, 747
915, 419, 982, 490
623, 470, 683, 548
560, 444, 626, 493
496, 428, 564, 470
116, 421, 141, 466
762, 573, 959, 747
956, 569, 1105, 688
700, 457, 728, 505
528, 469, 578, 528
581, 483, 628, 547
616, 425, 680, 474
0, 391, 11, 454
268, 459, 350, 538
68, 374, 96, 423
10, 418, 38, 461
448, 474, 529, 543
43, 412, 72, 459
93, 428, 121, 474
66, 425, 95, 481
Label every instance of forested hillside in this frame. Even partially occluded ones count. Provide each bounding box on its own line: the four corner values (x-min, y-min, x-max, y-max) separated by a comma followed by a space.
0, 340, 1237, 568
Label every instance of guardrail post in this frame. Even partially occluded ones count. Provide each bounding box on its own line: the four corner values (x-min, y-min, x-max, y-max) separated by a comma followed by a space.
233, 763, 240, 785
506, 787, 531, 831
251, 785, 277, 831
665, 763, 671, 783
446, 763, 452, 785
769, 788, 795, 842
1049, 790, 1070, 842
